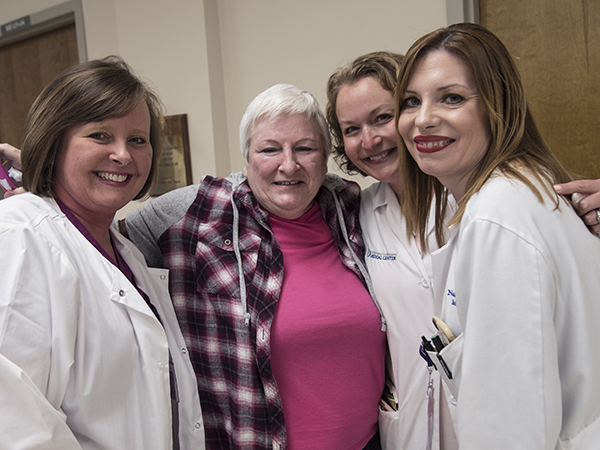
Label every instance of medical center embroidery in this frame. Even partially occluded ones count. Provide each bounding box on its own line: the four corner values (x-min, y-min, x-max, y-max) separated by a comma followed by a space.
366, 250, 396, 261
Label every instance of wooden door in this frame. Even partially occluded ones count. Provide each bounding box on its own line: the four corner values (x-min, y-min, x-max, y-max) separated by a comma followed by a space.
480, 0, 600, 178
0, 23, 79, 148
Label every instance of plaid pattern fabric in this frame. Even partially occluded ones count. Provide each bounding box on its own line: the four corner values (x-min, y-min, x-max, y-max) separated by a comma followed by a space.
159, 175, 369, 450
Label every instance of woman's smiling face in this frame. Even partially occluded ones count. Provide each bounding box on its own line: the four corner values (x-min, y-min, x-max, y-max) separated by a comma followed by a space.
336, 76, 401, 192
245, 113, 327, 219
397, 50, 491, 200
53, 101, 153, 221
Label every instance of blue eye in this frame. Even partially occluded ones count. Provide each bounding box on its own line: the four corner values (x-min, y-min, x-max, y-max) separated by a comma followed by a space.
375, 113, 393, 123
88, 132, 105, 140
130, 137, 147, 145
402, 97, 420, 109
343, 126, 359, 136
443, 94, 465, 104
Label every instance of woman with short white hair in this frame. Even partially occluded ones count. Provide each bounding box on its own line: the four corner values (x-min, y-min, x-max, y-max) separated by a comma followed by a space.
122, 83, 387, 450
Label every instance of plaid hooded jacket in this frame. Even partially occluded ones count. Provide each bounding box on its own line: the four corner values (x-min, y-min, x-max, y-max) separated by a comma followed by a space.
123, 172, 386, 449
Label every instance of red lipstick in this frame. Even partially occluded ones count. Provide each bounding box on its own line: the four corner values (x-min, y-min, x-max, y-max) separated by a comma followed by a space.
414, 135, 454, 153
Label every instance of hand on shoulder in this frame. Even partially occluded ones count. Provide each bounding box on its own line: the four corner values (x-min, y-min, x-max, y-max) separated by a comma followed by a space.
554, 179, 600, 234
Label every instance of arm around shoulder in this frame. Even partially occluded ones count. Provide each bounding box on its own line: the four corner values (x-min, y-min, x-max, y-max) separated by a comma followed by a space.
121, 183, 200, 267
554, 179, 600, 234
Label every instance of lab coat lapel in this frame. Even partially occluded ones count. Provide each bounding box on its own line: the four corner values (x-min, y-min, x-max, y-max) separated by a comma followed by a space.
381, 184, 434, 281
109, 229, 165, 323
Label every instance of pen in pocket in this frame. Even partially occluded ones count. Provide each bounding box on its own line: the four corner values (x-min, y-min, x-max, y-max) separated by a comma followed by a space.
422, 334, 453, 380
432, 316, 455, 343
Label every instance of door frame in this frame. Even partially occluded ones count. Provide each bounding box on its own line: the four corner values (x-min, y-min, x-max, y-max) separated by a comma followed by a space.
446, 0, 480, 24
0, 0, 86, 62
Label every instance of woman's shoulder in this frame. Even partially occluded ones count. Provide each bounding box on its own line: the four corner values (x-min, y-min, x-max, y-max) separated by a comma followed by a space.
0, 193, 59, 225
361, 182, 393, 209
0, 194, 85, 259
463, 175, 579, 241
469, 175, 554, 214
323, 173, 360, 191
320, 173, 361, 204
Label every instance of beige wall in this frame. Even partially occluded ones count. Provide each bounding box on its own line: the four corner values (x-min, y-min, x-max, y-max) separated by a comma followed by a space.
217, 0, 447, 187
1, 0, 453, 210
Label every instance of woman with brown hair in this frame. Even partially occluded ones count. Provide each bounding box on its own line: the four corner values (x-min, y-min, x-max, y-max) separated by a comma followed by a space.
327, 51, 456, 450
0, 57, 203, 449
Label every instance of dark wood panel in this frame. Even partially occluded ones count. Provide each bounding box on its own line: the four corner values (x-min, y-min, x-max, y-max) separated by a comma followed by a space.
480, 0, 600, 178
0, 24, 79, 147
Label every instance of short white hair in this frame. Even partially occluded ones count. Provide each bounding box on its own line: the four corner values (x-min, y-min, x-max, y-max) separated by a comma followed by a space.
239, 83, 332, 161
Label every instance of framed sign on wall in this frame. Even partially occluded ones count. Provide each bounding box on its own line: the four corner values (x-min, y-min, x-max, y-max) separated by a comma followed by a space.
152, 114, 193, 196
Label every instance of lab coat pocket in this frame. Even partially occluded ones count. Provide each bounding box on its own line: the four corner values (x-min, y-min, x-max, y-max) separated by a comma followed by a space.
378, 407, 400, 450
427, 333, 463, 400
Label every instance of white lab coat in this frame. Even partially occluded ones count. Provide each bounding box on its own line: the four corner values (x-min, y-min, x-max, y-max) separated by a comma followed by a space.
0, 193, 205, 450
431, 175, 600, 449
360, 182, 457, 450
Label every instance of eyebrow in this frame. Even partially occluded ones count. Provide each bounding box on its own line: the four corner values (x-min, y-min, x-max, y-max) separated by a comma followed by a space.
405, 83, 473, 95
79, 122, 150, 134
255, 137, 318, 146
338, 104, 393, 125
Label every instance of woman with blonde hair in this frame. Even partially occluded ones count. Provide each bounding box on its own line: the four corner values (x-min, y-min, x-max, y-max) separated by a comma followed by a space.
396, 22, 600, 449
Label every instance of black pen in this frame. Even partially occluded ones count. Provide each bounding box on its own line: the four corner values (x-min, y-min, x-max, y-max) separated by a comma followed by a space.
431, 334, 446, 353
431, 335, 453, 379
419, 345, 437, 370
421, 335, 435, 352
435, 353, 453, 379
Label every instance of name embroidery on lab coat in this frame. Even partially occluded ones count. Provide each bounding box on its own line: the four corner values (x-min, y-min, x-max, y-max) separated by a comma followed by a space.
366, 250, 397, 261
447, 289, 456, 306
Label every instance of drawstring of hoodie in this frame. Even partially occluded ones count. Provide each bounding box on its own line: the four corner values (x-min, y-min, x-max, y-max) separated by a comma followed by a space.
230, 180, 251, 327
229, 172, 386, 332
331, 190, 387, 332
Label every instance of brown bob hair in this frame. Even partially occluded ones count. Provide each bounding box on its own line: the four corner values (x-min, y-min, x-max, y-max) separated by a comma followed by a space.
22, 56, 164, 200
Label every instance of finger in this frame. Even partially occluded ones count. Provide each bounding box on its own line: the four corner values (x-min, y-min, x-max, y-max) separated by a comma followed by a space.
3, 186, 26, 199
554, 179, 600, 196
572, 193, 600, 216
0, 143, 23, 170
583, 208, 600, 227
